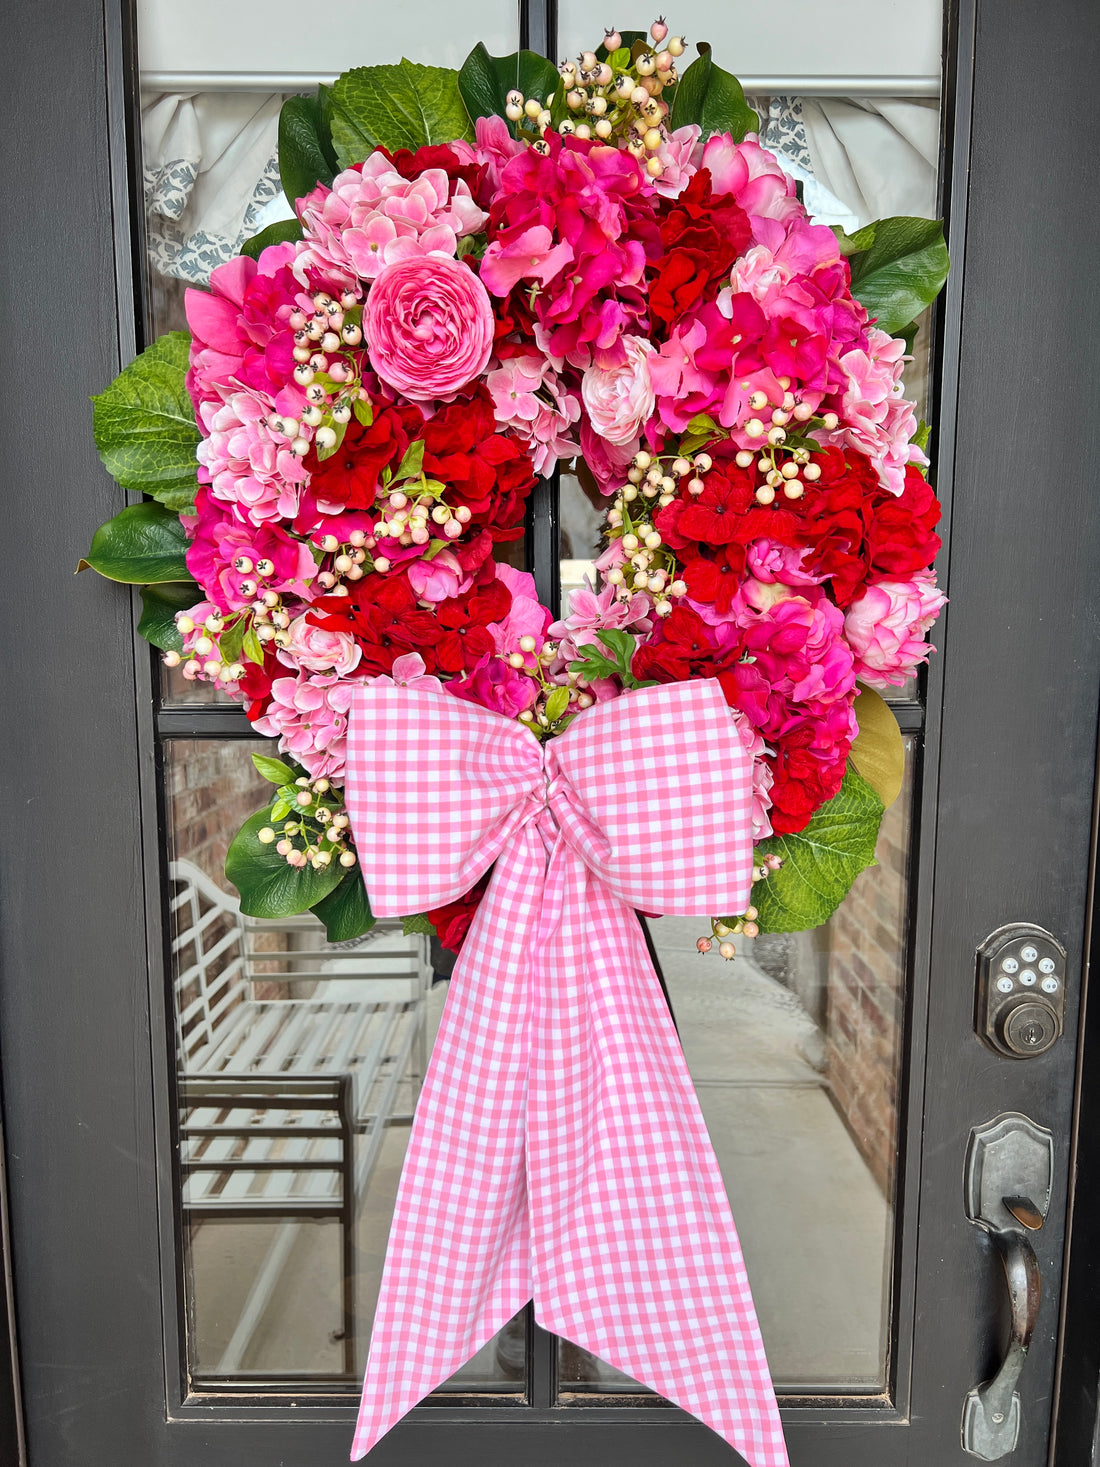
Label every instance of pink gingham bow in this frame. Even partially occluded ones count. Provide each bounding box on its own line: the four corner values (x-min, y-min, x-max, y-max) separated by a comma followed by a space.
345, 678, 789, 1467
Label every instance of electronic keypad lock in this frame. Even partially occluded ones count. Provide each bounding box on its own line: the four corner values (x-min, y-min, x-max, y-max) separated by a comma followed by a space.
976, 924, 1067, 1058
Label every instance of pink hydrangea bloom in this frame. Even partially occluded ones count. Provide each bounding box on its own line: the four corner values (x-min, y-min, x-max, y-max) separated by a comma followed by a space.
471, 114, 526, 192
370, 652, 444, 694
184, 488, 317, 611
728, 707, 775, 842
581, 334, 656, 446
279, 617, 362, 676
487, 354, 581, 475
251, 670, 359, 780
488, 564, 554, 668
446, 654, 539, 720
363, 254, 495, 401
196, 392, 308, 525
296, 154, 486, 282
844, 570, 946, 687
818, 327, 926, 495
547, 580, 653, 702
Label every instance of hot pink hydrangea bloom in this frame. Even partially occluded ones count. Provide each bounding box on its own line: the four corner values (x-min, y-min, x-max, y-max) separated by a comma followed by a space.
251, 670, 359, 780
487, 354, 581, 474
196, 392, 309, 525
581, 334, 656, 446
363, 254, 495, 401
296, 155, 486, 282
844, 570, 946, 687
446, 654, 539, 719
185, 488, 317, 611
489, 565, 554, 668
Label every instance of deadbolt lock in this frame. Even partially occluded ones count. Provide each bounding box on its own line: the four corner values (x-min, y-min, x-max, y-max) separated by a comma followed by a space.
976, 924, 1067, 1058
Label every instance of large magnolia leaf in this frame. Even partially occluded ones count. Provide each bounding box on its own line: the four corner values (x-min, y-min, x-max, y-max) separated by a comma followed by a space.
278, 89, 338, 205
311, 870, 376, 943
79, 502, 190, 584
91, 332, 200, 511
226, 804, 344, 918
670, 43, 756, 142
749, 769, 884, 933
839, 216, 950, 336
138, 580, 200, 651
330, 60, 474, 166
849, 683, 906, 809
458, 44, 560, 137
240, 217, 302, 260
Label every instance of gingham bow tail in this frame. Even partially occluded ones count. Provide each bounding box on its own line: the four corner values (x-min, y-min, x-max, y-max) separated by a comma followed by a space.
345, 679, 789, 1467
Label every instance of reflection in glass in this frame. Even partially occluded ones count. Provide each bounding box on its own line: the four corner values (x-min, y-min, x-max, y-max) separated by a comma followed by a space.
166, 739, 522, 1389
560, 742, 914, 1395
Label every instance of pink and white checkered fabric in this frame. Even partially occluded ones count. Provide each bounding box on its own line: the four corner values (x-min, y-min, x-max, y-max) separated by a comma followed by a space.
344, 678, 789, 1467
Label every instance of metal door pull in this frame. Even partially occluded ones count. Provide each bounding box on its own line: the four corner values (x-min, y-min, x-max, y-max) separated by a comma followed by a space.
962, 1114, 1054, 1459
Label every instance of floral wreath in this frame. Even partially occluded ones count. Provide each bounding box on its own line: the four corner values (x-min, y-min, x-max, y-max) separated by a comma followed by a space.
84, 20, 949, 956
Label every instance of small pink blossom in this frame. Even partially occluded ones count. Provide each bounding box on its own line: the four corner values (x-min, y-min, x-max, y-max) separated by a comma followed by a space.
581, 334, 656, 446
372, 652, 444, 694
363, 255, 495, 402
844, 570, 946, 688
407, 549, 471, 604
477, 224, 574, 295
488, 564, 554, 667
728, 708, 775, 842
745, 539, 824, 588
487, 355, 581, 475
652, 124, 702, 198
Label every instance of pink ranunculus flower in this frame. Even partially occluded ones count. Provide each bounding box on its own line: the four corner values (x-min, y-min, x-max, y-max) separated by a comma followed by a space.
363, 255, 494, 402
844, 570, 947, 688
446, 654, 539, 720
406, 549, 473, 604
279, 616, 362, 676
581, 334, 656, 446
251, 670, 358, 780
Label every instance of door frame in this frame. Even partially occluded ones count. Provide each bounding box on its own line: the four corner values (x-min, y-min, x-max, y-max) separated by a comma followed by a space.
3, 0, 1100, 1462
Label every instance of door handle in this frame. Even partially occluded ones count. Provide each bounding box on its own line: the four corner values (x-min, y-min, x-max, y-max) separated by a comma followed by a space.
962, 1115, 1054, 1460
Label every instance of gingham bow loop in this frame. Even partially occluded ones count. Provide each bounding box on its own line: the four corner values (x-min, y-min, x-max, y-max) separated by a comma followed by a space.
345, 678, 790, 1467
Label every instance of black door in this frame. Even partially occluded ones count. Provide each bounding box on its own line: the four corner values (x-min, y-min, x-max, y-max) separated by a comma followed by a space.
3, 0, 1100, 1463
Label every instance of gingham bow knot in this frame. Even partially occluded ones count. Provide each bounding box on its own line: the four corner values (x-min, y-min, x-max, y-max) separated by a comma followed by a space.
346, 678, 789, 1467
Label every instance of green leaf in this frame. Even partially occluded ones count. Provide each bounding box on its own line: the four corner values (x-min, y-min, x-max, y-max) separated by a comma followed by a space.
80, 502, 190, 584
393, 437, 425, 481
242, 625, 265, 667
544, 686, 570, 723
848, 684, 905, 809
670, 43, 757, 142
402, 912, 436, 936
750, 769, 884, 934
225, 804, 344, 919
252, 752, 298, 785
458, 44, 561, 135
270, 798, 291, 822
92, 332, 200, 511
240, 216, 303, 259
330, 59, 474, 165
911, 419, 931, 456
353, 395, 375, 428
844, 217, 950, 336
278, 91, 338, 206
832, 222, 877, 257
569, 628, 649, 689
138, 580, 199, 651
311, 870, 376, 943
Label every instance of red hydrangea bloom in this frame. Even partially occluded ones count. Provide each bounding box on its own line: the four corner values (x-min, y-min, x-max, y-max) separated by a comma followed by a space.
428, 871, 491, 955
419, 578, 512, 676
308, 573, 442, 676
649, 168, 752, 329
865, 464, 943, 580
306, 402, 425, 510
421, 386, 537, 541
631, 605, 729, 684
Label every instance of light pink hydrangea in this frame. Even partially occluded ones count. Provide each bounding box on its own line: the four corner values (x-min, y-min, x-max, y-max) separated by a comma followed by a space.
279, 617, 362, 676
844, 570, 946, 688
728, 707, 775, 842
581, 334, 656, 446
487, 354, 581, 474
547, 580, 654, 702
251, 670, 358, 780
653, 124, 702, 198
819, 327, 926, 495
296, 155, 486, 282
196, 392, 309, 525
363, 255, 495, 401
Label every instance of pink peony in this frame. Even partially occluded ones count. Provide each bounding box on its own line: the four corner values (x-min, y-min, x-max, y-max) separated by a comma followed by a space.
251, 670, 358, 780
745, 539, 824, 588
844, 570, 946, 688
445, 654, 539, 720
279, 616, 362, 676
581, 334, 656, 446
407, 549, 472, 604
296, 154, 486, 282
363, 255, 494, 401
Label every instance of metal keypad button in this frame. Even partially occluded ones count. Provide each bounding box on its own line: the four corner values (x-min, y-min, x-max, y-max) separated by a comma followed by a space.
1019, 970, 1037, 986
1020, 945, 1039, 963
1001, 957, 1019, 974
